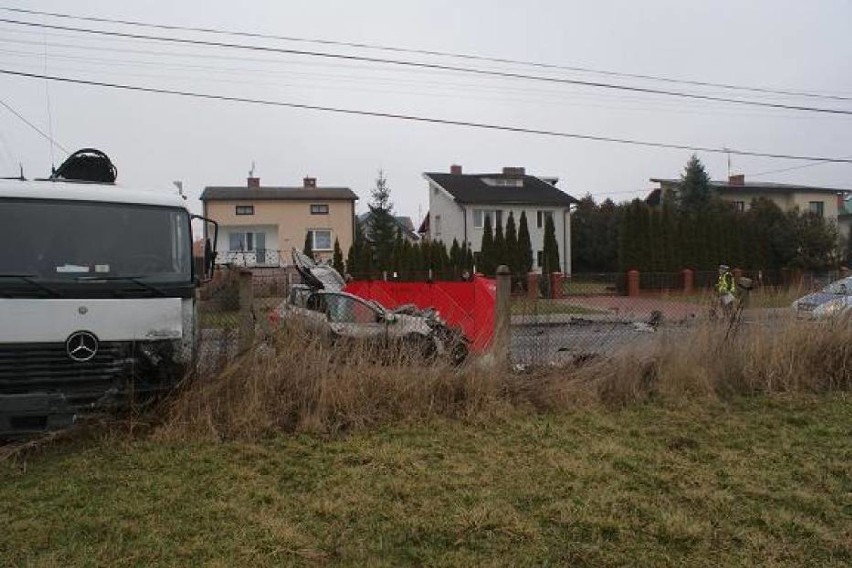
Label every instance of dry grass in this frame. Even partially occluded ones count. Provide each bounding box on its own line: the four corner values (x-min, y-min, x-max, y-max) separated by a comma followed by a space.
595, 314, 852, 406
157, 314, 851, 441
159, 328, 514, 440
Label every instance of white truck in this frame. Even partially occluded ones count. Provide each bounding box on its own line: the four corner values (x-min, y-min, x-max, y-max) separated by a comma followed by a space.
0, 156, 216, 437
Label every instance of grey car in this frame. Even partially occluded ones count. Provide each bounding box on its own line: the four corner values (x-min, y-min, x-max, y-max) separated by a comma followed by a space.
791, 276, 852, 318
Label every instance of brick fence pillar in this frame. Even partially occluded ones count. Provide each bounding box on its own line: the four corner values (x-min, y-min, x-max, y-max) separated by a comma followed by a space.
682, 268, 694, 294
550, 272, 564, 299
627, 270, 640, 297
527, 273, 539, 299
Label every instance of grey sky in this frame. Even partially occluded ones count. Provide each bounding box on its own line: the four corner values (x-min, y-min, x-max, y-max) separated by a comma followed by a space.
1, 0, 851, 225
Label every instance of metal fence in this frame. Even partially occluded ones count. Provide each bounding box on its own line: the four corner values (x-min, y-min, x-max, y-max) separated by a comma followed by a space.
509, 291, 701, 367
196, 266, 839, 371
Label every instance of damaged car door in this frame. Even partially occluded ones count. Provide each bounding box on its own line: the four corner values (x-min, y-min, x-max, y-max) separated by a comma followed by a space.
319, 293, 389, 348
322, 293, 388, 348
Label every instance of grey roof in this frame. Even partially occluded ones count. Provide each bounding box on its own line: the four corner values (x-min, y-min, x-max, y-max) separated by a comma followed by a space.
396, 216, 415, 232
424, 172, 578, 206
201, 186, 358, 201
650, 178, 845, 195
358, 211, 420, 240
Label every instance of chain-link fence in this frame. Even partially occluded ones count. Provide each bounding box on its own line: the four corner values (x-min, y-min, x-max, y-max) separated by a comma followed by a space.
510, 291, 700, 368
196, 266, 298, 373
196, 266, 845, 371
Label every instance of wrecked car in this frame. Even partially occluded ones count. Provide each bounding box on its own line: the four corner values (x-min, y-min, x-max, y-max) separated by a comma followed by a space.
272, 251, 469, 364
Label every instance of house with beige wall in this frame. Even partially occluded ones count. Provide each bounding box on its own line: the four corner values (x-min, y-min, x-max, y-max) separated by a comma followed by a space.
200, 176, 358, 266
648, 174, 845, 223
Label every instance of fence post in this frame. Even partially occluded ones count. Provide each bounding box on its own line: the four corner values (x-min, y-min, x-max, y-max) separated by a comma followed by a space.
682, 268, 694, 294
238, 268, 255, 353
494, 265, 512, 364
550, 272, 564, 299
527, 272, 539, 299
627, 270, 640, 297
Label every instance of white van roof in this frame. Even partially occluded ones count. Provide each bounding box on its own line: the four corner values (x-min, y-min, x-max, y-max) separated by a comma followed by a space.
0, 179, 188, 209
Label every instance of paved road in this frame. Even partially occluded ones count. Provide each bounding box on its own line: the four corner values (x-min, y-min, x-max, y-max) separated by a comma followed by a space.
510, 320, 662, 366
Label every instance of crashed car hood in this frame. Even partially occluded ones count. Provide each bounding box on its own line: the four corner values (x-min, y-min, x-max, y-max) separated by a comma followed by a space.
292, 248, 345, 292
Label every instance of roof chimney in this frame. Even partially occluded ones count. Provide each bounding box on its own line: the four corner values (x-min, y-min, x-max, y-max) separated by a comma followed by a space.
303, 176, 317, 189
728, 174, 745, 186
450, 164, 462, 175
247, 176, 260, 188
502, 166, 525, 177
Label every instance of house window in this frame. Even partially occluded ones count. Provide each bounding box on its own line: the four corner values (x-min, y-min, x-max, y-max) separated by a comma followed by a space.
308, 229, 333, 251
473, 209, 484, 229
536, 210, 553, 229
235, 205, 254, 216
434, 214, 442, 236
809, 201, 824, 217
473, 209, 501, 229
310, 204, 329, 215
536, 250, 544, 268
733, 201, 745, 212
229, 231, 266, 251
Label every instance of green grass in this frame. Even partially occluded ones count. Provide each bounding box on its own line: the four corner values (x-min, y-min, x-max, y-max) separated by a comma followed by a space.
199, 298, 284, 330
2, 396, 850, 566
198, 309, 240, 330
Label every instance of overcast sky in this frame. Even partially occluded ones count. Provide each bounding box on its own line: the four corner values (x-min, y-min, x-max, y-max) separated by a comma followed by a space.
1, 0, 851, 224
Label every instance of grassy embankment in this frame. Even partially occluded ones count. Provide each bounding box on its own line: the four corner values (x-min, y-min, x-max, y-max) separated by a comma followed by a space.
1, 316, 850, 566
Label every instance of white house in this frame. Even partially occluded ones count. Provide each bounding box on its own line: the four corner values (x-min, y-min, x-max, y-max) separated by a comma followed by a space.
421, 166, 578, 274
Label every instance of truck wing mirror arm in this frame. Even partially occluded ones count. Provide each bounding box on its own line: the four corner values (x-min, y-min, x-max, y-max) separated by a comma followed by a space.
191, 215, 218, 282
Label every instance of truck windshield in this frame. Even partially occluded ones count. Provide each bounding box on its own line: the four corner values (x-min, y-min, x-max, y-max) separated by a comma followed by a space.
1, 199, 191, 283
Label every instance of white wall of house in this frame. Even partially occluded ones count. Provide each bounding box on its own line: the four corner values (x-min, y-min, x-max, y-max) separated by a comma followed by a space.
427, 181, 572, 275
428, 181, 466, 246
463, 205, 571, 275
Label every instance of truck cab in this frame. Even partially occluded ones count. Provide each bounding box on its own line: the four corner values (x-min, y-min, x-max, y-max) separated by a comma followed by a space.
0, 176, 213, 436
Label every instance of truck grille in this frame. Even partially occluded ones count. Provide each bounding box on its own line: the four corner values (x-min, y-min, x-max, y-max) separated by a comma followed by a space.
0, 342, 131, 407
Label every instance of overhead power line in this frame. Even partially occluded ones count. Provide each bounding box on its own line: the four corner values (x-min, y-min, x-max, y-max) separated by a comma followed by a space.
3, 68, 852, 164
3, 5, 850, 103
2, 17, 852, 117
746, 154, 852, 178
2, 45, 835, 122
0, 97, 68, 153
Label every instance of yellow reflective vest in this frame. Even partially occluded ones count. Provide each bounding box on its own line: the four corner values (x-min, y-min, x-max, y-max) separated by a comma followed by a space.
716, 272, 735, 294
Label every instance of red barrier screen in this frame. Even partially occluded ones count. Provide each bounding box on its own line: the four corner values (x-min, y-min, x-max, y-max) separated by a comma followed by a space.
344, 276, 496, 353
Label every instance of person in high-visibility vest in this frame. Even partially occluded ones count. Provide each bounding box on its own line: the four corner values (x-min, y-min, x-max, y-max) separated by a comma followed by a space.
716, 264, 736, 318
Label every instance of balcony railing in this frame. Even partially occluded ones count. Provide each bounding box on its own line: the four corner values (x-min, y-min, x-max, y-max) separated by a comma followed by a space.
218, 249, 283, 267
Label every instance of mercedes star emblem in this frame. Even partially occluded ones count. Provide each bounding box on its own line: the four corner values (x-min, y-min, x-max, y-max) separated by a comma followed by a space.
66, 331, 99, 362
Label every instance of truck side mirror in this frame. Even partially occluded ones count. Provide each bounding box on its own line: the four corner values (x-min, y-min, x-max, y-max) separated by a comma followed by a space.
204, 238, 215, 281
192, 214, 218, 283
